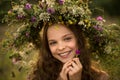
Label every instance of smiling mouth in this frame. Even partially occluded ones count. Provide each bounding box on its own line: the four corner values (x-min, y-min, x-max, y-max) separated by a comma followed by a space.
58, 50, 72, 58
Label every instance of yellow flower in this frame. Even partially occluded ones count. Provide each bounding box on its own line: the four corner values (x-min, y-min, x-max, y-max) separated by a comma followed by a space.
8, 10, 12, 14
68, 20, 73, 24
88, 22, 91, 27
84, 19, 89, 23
59, 16, 62, 20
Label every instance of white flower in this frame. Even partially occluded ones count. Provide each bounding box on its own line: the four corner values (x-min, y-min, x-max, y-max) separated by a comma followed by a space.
78, 21, 84, 25
12, 5, 20, 11
46, 0, 55, 7
39, 12, 50, 21
105, 46, 112, 54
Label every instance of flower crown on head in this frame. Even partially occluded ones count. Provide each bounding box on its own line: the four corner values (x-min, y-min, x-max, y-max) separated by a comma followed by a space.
3, 0, 108, 58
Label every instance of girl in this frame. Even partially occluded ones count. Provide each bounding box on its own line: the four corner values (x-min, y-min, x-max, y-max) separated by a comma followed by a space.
29, 23, 109, 80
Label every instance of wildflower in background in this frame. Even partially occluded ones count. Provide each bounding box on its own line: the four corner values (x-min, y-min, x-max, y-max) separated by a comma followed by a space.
12, 58, 18, 64
78, 21, 84, 25
31, 16, 36, 22
8, 10, 13, 14
85, 19, 90, 23
96, 16, 103, 21
58, 0, 65, 5
68, 20, 73, 24
17, 14, 24, 19
39, 12, 50, 21
47, 8, 55, 14
93, 26, 103, 31
25, 3, 32, 9
26, 32, 30, 37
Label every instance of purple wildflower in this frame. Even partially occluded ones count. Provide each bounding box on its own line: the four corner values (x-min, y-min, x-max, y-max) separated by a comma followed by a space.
96, 16, 103, 21
93, 26, 103, 31
31, 16, 36, 22
25, 3, 31, 9
47, 8, 55, 14
76, 50, 81, 55
58, 0, 65, 5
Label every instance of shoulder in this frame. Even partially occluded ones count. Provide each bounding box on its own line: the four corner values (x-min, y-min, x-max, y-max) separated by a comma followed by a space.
97, 70, 109, 80
91, 66, 109, 80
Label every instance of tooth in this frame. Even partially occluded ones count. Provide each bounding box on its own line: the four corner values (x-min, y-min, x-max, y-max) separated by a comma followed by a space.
60, 52, 68, 56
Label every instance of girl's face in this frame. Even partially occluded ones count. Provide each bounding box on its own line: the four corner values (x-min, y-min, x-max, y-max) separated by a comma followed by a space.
47, 24, 78, 63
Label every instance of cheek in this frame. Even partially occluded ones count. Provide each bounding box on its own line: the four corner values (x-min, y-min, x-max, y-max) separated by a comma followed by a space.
68, 40, 78, 49
49, 46, 56, 55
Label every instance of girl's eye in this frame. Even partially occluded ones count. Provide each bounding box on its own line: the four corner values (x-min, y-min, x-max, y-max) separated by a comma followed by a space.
64, 37, 72, 41
49, 41, 57, 46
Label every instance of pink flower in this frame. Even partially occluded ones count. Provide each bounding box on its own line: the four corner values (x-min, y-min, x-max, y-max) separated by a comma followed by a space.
31, 16, 36, 22
96, 16, 103, 21
58, 0, 65, 5
47, 8, 55, 14
17, 14, 24, 19
76, 50, 81, 55
93, 26, 103, 31
25, 3, 31, 9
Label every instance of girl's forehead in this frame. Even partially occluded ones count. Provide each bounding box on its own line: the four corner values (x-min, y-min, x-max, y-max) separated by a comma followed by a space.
49, 23, 71, 30
47, 24, 70, 33
47, 24, 73, 38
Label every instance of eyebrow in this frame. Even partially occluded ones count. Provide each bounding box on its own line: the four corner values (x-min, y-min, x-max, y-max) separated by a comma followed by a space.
48, 33, 73, 42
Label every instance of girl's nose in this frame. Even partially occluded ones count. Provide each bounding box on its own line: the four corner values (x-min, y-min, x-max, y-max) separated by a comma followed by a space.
57, 42, 66, 51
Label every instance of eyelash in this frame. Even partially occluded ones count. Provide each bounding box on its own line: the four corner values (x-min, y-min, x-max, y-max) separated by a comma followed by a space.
49, 37, 72, 46
49, 41, 57, 45
64, 37, 72, 41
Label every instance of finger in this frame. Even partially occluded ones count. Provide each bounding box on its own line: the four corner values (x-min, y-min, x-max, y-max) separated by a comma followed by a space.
71, 61, 78, 70
64, 67, 71, 74
72, 58, 82, 67
68, 66, 75, 75
62, 60, 72, 74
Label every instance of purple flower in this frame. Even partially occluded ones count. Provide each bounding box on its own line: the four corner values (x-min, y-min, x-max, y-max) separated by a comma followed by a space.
25, 3, 31, 9
96, 16, 103, 21
76, 50, 81, 55
31, 16, 36, 22
58, 0, 65, 5
93, 26, 103, 31
47, 8, 55, 14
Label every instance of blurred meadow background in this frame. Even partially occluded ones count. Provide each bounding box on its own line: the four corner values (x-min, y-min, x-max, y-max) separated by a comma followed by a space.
0, 0, 120, 80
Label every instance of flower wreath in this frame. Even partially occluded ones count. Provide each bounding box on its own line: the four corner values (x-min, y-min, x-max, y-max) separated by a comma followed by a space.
2, 0, 109, 66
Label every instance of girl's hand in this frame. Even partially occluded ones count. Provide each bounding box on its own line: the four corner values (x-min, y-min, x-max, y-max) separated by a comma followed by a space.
58, 60, 72, 80
58, 58, 82, 80
68, 58, 82, 80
